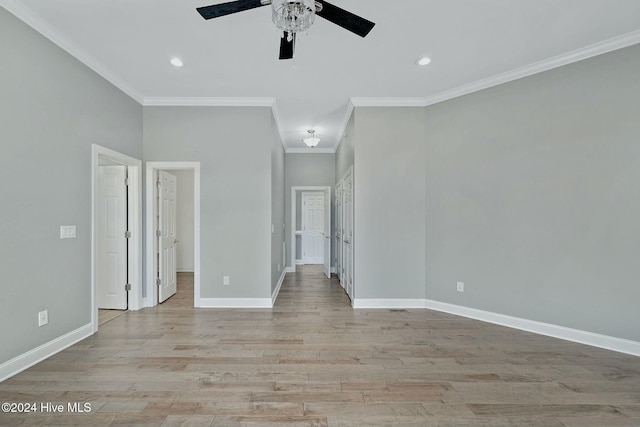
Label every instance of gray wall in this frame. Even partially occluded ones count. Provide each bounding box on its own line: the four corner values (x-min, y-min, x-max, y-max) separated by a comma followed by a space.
271, 115, 285, 293
143, 106, 272, 299
424, 44, 640, 341
353, 108, 427, 300
0, 9, 142, 364
284, 153, 335, 268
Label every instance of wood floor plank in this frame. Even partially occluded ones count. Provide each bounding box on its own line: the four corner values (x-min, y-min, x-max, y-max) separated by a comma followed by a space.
1, 267, 639, 426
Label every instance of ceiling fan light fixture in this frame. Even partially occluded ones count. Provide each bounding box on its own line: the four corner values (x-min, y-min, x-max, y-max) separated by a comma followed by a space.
170, 57, 184, 67
272, 0, 316, 34
303, 129, 320, 148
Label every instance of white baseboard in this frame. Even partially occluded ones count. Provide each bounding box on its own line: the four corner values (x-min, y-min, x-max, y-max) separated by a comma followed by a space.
351, 298, 640, 356
272, 270, 287, 305
295, 260, 304, 265
353, 299, 426, 309
285, 267, 295, 273
0, 323, 93, 383
423, 299, 640, 357
177, 269, 195, 273
330, 267, 336, 274
197, 298, 273, 308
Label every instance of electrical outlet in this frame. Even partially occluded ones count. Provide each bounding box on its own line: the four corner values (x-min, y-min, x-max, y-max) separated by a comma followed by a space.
457, 282, 464, 292
223, 276, 230, 286
38, 310, 48, 327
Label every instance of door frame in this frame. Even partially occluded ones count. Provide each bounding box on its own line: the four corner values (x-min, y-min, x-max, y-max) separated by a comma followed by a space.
91, 144, 142, 333
145, 162, 201, 308
290, 186, 331, 273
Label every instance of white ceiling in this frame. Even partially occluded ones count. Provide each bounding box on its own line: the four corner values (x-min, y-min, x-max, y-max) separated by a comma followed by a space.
3, 0, 640, 151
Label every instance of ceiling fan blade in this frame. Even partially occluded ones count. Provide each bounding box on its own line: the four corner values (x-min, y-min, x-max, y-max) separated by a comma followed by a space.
197, 0, 267, 20
316, 0, 375, 38
279, 32, 296, 60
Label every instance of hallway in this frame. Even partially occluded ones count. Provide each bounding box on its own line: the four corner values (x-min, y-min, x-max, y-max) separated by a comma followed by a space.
1, 267, 639, 426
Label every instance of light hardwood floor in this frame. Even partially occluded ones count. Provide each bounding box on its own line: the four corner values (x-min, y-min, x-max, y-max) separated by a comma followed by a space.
1, 266, 639, 426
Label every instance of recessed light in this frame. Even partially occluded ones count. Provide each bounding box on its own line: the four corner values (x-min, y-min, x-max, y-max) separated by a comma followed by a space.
416, 56, 432, 66
170, 57, 184, 67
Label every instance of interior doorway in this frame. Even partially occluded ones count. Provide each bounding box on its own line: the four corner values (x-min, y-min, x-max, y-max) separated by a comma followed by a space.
290, 186, 331, 278
145, 162, 200, 308
91, 145, 142, 332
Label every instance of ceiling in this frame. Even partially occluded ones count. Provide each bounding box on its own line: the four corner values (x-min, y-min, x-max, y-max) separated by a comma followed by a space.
3, 0, 640, 152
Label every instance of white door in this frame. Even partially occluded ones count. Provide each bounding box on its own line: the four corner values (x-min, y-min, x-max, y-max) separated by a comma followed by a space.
323, 188, 331, 279
343, 167, 354, 300
97, 165, 128, 309
158, 171, 177, 303
302, 192, 325, 265
335, 182, 343, 287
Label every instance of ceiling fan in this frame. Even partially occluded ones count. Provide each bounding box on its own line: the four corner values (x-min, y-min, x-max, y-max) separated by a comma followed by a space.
196, 0, 375, 60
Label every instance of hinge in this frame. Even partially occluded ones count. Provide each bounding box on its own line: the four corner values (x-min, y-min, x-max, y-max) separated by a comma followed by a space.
156, 179, 161, 187
156, 278, 161, 286
124, 177, 129, 186
125, 283, 132, 291
125, 230, 132, 239
156, 230, 161, 237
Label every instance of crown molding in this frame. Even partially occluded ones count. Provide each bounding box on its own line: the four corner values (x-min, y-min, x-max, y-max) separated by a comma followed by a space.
143, 97, 276, 107
285, 148, 336, 154
335, 99, 354, 147
2, 0, 144, 103
270, 101, 287, 149
347, 29, 640, 111
419, 29, 640, 108
350, 97, 428, 107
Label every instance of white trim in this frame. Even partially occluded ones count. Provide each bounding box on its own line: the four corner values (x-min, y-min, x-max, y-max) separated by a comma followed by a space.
143, 97, 276, 107
0, 323, 92, 383
335, 100, 354, 149
270, 102, 287, 149
295, 260, 304, 265
345, 30, 640, 125
177, 269, 195, 273
92, 145, 142, 333
272, 270, 287, 305
285, 148, 336, 154
423, 299, 640, 357
351, 298, 640, 356
350, 98, 429, 107
290, 186, 331, 273
145, 162, 201, 309
198, 298, 273, 308
353, 299, 427, 309
1, 0, 143, 103
285, 267, 295, 273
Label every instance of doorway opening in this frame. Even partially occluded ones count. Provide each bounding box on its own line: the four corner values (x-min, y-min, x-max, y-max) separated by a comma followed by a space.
290, 186, 331, 278
91, 145, 142, 332
145, 162, 200, 308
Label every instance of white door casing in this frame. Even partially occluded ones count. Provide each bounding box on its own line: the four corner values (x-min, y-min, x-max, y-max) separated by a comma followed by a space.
343, 167, 354, 300
302, 192, 325, 265
335, 182, 343, 287
97, 165, 128, 310
158, 170, 178, 303
323, 188, 332, 279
